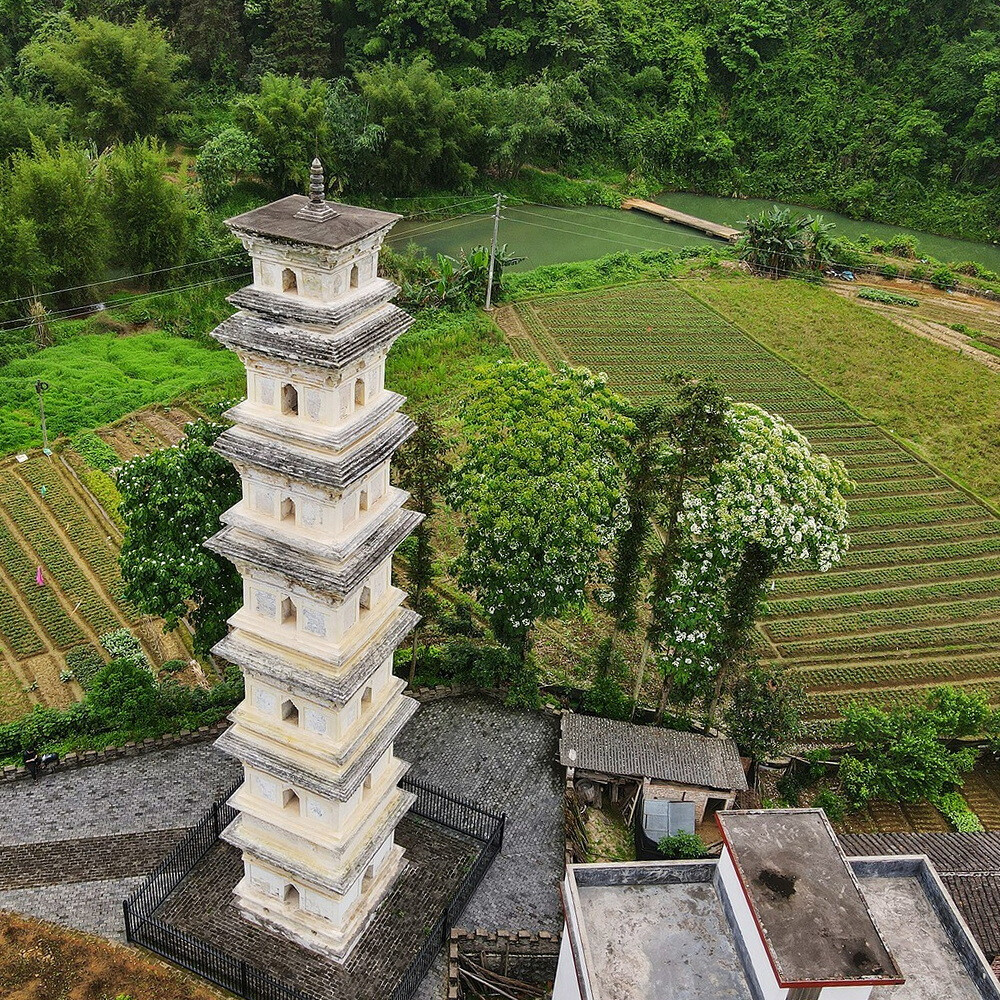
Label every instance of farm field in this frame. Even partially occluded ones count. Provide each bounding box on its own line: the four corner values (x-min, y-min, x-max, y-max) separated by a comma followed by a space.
497, 280, 1000, 737
0, 405, 199, 722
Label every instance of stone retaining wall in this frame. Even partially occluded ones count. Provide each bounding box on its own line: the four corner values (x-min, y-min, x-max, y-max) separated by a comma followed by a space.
447, 928, 561, 1000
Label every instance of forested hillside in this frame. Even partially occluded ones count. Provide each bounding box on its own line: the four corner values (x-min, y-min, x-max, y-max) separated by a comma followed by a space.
2, 0, 1000, 228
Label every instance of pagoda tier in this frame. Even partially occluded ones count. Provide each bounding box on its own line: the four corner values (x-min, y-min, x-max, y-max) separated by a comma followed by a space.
205, 163, 422, 962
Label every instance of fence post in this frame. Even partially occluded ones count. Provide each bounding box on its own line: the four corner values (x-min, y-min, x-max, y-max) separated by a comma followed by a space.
123, 899, 132, 942
212, 802, 220, 839
240, 959, 249, 998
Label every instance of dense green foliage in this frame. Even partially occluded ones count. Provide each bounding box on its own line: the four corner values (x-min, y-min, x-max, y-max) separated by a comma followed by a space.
856, 287, 920, 306
656, 832, 708, 860
117, 419, 242, 654
836, 687, 996, 806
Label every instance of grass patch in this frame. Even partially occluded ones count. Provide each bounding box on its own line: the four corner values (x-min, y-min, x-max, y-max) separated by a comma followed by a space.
687, 272, 1000, 507
0, 332, 244, 454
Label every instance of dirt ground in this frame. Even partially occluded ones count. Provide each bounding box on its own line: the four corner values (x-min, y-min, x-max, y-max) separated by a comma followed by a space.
0, 911, 228, 1000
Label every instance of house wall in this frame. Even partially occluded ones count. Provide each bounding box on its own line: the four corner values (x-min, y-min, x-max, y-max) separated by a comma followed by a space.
645, 779, 736, 825
552, 925, 584, 1000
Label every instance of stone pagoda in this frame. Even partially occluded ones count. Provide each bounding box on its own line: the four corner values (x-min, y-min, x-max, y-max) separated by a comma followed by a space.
204, 161, 421, 962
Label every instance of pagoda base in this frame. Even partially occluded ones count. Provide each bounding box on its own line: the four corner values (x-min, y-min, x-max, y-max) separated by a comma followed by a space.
232, 844, 406, 964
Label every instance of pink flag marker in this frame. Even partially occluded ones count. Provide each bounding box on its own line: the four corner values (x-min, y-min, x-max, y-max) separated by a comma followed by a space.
36, 566, 44, 587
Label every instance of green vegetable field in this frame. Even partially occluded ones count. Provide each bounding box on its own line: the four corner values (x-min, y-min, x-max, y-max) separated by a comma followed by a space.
500, 281, 1000, 737
0, 407, 197, 721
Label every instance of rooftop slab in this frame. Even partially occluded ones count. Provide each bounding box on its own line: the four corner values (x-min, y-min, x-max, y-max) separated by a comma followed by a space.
227, 196, 400, 251
718, 809, 901, 986
862, 875, 982, 1000
574, 871, 752, 1000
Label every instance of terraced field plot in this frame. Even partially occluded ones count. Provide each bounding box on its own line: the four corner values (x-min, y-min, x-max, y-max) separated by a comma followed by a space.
499, 282, 1000, 737
0, 406, 196, 721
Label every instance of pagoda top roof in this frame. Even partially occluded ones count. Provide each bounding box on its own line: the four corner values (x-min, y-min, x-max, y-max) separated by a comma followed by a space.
226, 195, 401, 251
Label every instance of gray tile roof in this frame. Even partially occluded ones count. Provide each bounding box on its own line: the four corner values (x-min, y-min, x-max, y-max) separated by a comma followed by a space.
842, 832, 1000, 960
559, 713, 747, 792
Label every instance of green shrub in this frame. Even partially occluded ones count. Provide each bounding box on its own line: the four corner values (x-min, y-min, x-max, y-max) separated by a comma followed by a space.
857, 287, 919, 307
70, 431, 121, 473
159, 658, 188, 675
812, 788, 847, 821
888, 235, 918, 258
87, 658, 161, 730
64, 644, 106, 689
99, 628, 145, 666
582, 639, 633, 720
656, 832, 707, 859
931, 791, 984, 832
880, 263, 899, 279
81, 468, 125, 530
909, 263, 931, 282
931, 266, 958, 290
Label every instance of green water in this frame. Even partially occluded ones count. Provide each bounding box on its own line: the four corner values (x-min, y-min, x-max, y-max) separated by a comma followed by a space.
389, 194, 1000, 274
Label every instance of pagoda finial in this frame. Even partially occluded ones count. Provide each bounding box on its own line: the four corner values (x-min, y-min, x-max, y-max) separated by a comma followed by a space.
295, 158, 338, 222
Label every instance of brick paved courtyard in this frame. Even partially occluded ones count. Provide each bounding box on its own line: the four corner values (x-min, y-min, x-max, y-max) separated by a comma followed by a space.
0, 695, 564, 957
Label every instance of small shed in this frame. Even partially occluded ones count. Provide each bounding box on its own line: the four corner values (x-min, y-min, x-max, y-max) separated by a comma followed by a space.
559, 713, 748, 826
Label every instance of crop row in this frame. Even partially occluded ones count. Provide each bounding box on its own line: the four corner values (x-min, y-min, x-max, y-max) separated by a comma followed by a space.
0, 481, 121, 636
795, 653, 1000, 690
16, 462, 122, 589
803, 679, 1000, 719
847, 502, 985, 528
767, 594, 1000, 639
848, 520, 1000, 548
846, 483, 961, 505
764, 574, 1000, 618
772, 554, 1000, 596
846, 463, 941, 484
778, 618, 1000, 658
0, 519, 83, 650
0, 576, 45, 658
839, 535, 1000, 569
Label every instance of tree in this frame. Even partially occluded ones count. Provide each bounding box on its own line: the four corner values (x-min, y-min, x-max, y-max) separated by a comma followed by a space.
103, 139, 190, 279
395, 410, 451, 686
196, 127, 263, 205
256, 0, 333, 78
87, 657, 160, 731
449, 361, 630, 664
22, 17, 187, 149
356, 57, 474, 194
736, 207, 810, 278
837, 688, 989, 806
724, 663, 803, 764
0, 88, 68, 162
6, 140, 110, 303
172, 0, 248, 83
117, 419, 241, 655
0, 201, 50, 323
232, 74, 331, 192
644, 375, 735, 718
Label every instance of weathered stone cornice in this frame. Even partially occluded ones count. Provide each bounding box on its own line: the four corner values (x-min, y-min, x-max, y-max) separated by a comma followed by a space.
214, 413, 415, 490
212, 608, 420, 705
220, 487, 410, 564
229, 279, 399, 327
224, 391, 404, 452
223, 784, 413, 895
216, 695, 418, 801
212, 304, 412, 372
205, 508, 423, 598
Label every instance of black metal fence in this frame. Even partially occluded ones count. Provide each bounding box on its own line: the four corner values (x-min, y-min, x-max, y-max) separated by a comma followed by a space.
123, 774, 505, 1000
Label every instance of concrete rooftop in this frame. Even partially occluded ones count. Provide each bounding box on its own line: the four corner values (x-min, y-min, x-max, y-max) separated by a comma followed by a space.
563, 854, 1000, 1000
718, 809, 900, 985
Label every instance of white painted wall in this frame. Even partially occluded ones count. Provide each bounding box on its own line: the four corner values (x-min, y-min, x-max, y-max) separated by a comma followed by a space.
552, 926, 583, 1000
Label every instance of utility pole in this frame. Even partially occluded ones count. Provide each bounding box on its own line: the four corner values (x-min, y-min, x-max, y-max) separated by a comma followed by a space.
484, 192, 503, 312
35, 380, 50, 454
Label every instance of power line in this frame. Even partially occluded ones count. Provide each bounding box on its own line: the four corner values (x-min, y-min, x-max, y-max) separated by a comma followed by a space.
1, 272, 251, 334
0, 252, 248, 311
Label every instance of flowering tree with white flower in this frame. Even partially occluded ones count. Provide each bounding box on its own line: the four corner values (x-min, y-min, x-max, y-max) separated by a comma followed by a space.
449, 361, 631, 669
655, 401, 853, 721
118, 419, 241, 655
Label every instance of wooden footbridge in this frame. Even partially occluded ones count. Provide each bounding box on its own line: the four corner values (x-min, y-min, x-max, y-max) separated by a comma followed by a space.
622, 198, 741, 242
